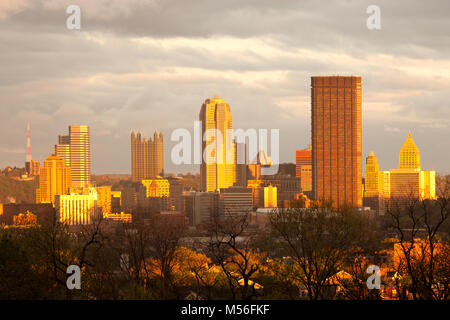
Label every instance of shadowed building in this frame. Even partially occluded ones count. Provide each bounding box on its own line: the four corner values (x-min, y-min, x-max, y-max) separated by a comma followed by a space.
311, 76, 362, 208
131, 131, 164, 182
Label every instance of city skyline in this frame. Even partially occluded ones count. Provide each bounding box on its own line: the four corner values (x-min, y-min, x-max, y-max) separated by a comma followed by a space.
0, 1, 448, 175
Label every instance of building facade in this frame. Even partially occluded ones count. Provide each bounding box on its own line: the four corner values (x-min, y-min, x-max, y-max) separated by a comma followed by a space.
295, 145, 312, 195
36, 155, 72, 204
55, 188, 98, 225
131, 131, 164, 182
311, 76, 362, 208
200, 96, 236, 191
69, 125, 91, 188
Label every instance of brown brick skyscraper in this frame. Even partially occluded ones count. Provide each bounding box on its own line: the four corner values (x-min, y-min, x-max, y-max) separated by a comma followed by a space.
311, 76, 362, 208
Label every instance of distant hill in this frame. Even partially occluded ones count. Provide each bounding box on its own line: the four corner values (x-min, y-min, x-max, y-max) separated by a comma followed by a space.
0, 175, 37, 204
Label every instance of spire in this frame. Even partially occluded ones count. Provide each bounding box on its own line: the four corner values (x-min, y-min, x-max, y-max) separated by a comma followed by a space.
26, 122, 32, 162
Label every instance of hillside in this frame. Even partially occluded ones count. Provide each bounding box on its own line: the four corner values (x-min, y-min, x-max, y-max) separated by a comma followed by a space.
0, 175, 38, 204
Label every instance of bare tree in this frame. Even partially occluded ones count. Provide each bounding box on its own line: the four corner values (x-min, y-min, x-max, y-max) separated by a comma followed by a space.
386, 175, 450, 300
208, 208, 263, 300
269, 204, 373, 300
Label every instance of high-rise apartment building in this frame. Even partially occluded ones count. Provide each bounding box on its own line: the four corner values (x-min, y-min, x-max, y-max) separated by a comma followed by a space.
131, 131, 164, 182
200, 96, 236, 191
36, 155, 72, 204
311, 76, 362, 208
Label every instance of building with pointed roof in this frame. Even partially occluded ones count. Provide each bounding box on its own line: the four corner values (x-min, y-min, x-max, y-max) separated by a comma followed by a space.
364, 132, 436, 213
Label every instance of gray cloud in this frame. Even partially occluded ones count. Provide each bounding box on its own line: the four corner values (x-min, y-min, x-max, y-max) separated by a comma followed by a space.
0, 0, 449, 174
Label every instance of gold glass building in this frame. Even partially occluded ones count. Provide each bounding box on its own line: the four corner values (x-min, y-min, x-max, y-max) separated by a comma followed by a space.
389, 132, 435, 201
200, 96, 236, 192
364, 132, 436, 211
56, 188, 98, 225
131, 131, 164, 182
141, 179, 170, 198
264, 185, 277, 208
36, 155, 72, 204
311, 76, 362, 208
363, 152, 385, 214
69, 125, 91, 188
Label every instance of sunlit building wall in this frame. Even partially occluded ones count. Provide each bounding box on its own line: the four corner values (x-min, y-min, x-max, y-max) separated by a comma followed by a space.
56, 188, 98, 225
200, 96, 236, 192
363, 152, 385, 214
36, 155, 71, 205
69, 125, 91, 188
131, 131, 164, 182
264, 185, 277, 208
311, 76, 362, 208
141, 179, 170, 198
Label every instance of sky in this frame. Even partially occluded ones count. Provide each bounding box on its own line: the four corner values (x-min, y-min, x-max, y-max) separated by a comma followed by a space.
0, 0, 449, 175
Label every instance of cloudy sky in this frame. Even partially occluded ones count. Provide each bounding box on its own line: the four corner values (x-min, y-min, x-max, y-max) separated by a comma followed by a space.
0, 0, 449, 175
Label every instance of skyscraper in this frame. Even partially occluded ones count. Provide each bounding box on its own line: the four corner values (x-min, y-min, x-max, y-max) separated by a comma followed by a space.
69, 125, 91, 188
295, 145, 312, 195
200, 96, 236, 192
36, 155, 72, 204
363, 151, 385, 214
311, 76, 362, 208
131, 130, 164, 182
54, 134, 71, 167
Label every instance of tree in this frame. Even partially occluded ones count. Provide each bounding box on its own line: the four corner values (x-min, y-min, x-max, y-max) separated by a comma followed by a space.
386, 175, 450, 300
208, 209, 264, 300
269, 204, 374, 300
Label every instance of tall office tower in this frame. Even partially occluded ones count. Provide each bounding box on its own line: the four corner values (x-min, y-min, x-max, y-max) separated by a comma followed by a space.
69, 125, 91, 188
311, 76, 362, 208
200, 96, 236, 192
54, 134, 71, 167
363, 152, 385, 214
36, 155, 72, 204
131, 130, 164, 182
54, 144, 70, 167
295, 145, 312, 195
